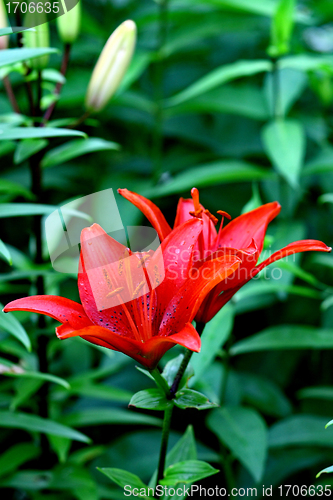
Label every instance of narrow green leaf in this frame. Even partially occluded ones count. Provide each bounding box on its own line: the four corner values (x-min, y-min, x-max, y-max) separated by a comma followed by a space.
174, 389, 218, 410
98, 468, 153, 499
0, 179, 34, 199
161, 460, 218, 486
0, 411, 91, 442
0, 127, 86, 140
14, 139, 48, 164
41, 138, 120, 168
0, 304, 31, 351
191, 305, 234, 383
143, 161, 275, 198
269, 415, 333, 448
231, 325, 333, 356
0, 239, 12, 265
0, 48, 57, 68
0, 203, 92, 222
2, 368, 70, 389
0, 27, 36, 36
317, 465, 333, 478
269, 0, 295, 57
0, 443, 39, 478
297, 386, 333, 401
166, 60, 272, 107
262, 119, 305, 188
129, 388, 169, 411
61, 408, 162, 428
207, 406, 267, 482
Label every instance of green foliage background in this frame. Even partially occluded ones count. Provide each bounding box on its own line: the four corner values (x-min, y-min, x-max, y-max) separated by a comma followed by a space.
1, 0, 333, 498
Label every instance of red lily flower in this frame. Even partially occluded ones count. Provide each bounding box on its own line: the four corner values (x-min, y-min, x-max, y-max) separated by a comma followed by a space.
4, 220, 241, 369
118, 188, 331, 323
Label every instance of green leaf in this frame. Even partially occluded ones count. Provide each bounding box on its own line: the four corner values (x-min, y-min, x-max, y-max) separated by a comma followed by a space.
191, 305, 234, 383
297, 386, 333, 401
230, 325, 333, 356
317, 466, 333, 478
162, 354, 194, 390
0, 443, 39, 478
0, 127, 86, 140
41, 138, 120, 168
166, 60, 272, 107
0, 27, 36, 36
0, 48, 57, 68
129, 388, 170, 411
207, 406, 267, 482
0, 239, 12, 265
14, 139, 48, 164
0, 179, 34, 200
66, 382, 132, 403
161, 460, 218, 486
144, 161, 275, 198
0, 411, 91, 442
174, 389, 218, 410
1, 367, 70, 389
0, 203, 92, 222
261, 119, 305, 188
269, 0, 295, 57
238, 372, 292, 417
61, 408, 162, 428
0, 304, 31, 351
269, 415, 333, 448
98, 468, 153, 499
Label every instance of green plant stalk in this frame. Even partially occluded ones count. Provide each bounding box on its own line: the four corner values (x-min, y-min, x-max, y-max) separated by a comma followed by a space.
2, 76, 20, 113
169, 321, 205, 398
42, 43, 71, 125
152, 0, 169, 183
271, 56, 281, 120
29, 73, 50, 464
155, 401, 174, 492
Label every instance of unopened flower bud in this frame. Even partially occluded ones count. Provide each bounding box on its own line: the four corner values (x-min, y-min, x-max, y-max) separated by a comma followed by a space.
0, 0, 9, 50
85, 20, 136, 113
23, 12, 50, 70
57, 2, 81, 45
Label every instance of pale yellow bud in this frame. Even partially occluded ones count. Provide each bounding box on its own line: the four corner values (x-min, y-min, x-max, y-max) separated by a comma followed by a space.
57, 2, 81, 45
23, 12, 50, 70
85, 20, 137, 113
0, 0, 9, 50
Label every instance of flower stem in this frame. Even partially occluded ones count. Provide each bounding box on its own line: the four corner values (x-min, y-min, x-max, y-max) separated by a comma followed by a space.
156, 402, 174, 492
42, 43, 71, 126
169, 322, 205, 398
2, 76, 20, 113
152, 0, 169, 183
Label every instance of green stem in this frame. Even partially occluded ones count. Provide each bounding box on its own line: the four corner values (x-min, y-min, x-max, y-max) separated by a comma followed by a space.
156, 402, 174, 492
2, 76, 21, 113
152, 0, 169, 183
271, 56, 281, 120
169, 322, 205, 398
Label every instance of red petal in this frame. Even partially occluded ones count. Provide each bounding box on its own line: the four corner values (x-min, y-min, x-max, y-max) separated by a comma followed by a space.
3, 295, 92, 329
197, 239, 332, 323
160, 254, 241, 336
118, 188, 172, 241
217, 202, 281, 254
254, 239, 332, 275
78, 223, 148, 334
147, 218, 203, 317
141, 322, 201, 359
174, 198, 195, 227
